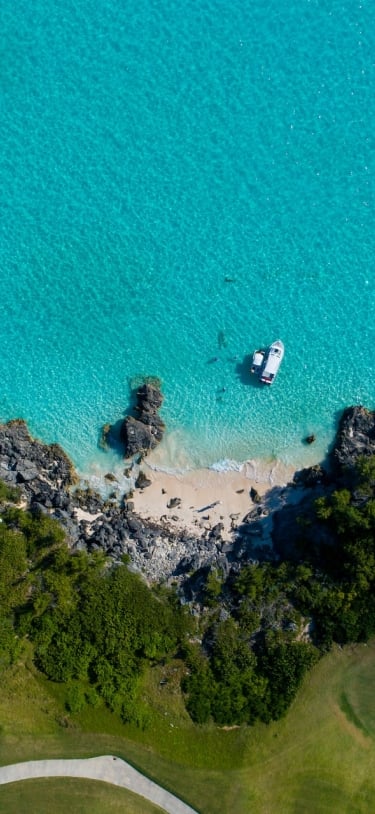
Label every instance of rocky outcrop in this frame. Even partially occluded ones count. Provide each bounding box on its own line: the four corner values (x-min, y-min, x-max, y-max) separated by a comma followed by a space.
0, 420, 240, 594
331, 405, 375, 473
135, 470, 152, 489
0, 420, 77, 493
250, 486, 262, 503
120, 383, 165, 457
273, 405, 375, 561
293, 464, 327, 488
167, 497, 181, 509
1, 404, 374, 600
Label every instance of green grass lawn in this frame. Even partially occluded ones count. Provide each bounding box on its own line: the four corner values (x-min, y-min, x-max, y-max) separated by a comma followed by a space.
0, 778, 164, 814
0, 641, 374, 813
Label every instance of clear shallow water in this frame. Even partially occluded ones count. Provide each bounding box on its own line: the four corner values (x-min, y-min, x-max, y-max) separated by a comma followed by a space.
0, 0, 374, 478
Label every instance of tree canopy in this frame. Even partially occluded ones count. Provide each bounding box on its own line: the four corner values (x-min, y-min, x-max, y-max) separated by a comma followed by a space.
0, 454, 374, 728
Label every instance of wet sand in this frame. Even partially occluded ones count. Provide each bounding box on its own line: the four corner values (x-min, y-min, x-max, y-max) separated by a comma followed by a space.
131, 457, 296, 540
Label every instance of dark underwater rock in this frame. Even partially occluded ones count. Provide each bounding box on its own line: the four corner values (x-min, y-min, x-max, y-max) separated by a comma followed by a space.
99, 423, 112, 450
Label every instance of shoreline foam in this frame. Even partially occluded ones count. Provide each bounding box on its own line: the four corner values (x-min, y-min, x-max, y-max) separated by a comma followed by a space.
75, 436, 320, 542
128, 455, 298, 541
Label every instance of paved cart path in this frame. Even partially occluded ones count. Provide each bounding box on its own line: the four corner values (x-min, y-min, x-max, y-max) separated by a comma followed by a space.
0, 755, 199, 814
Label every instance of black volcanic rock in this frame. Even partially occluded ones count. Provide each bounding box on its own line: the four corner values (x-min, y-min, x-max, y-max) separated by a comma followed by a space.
121, 383, 165, 457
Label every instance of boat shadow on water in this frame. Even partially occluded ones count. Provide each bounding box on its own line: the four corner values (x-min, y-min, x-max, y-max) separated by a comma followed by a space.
235, 355, 264, 388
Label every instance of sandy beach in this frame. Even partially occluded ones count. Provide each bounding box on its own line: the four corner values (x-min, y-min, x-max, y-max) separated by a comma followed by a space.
131, 456, 297, 540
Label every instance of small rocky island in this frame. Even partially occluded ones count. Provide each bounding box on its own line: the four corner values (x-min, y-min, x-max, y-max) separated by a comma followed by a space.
101, 381, 166, 459
0, 406, 374, 599
121, 382, 165, 457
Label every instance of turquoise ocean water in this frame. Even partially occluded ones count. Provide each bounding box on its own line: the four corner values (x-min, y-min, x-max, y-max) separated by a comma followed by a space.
0, 0, 374, 481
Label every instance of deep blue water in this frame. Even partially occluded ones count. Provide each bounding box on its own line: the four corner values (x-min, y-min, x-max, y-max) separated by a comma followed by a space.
0, 0, 374, 480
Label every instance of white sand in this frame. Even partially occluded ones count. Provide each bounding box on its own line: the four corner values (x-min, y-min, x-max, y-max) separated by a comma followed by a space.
74, 508, 102, 524
131, 458, 296, 539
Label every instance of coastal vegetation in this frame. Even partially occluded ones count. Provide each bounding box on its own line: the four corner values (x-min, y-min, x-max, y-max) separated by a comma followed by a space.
0, 453, 374, 733
0, 635, 374, 814
0, 411, 374, 810
0, 498, 190, 727
181, 455, 375, 725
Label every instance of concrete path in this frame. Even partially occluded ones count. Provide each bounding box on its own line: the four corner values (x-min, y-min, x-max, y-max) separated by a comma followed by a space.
0, 755, 199, 814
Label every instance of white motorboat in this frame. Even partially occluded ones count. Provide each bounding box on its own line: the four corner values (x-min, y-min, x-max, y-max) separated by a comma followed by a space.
259, 340, 284, 384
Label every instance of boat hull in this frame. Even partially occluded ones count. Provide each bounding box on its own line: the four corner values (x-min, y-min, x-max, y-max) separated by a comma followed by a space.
257, 340, 284, 384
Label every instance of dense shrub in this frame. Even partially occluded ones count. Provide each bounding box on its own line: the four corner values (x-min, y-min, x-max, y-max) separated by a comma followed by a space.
0, 454, 374, 728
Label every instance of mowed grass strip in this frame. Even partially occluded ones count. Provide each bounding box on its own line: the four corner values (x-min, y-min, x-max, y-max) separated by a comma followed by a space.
0, 642, 374, 813
0, 777, 164, 814
342, 649, 375, 738
238, 641, 375, 813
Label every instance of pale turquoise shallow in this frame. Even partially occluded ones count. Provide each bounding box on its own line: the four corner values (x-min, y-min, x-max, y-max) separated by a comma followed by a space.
0, 0, 374, 479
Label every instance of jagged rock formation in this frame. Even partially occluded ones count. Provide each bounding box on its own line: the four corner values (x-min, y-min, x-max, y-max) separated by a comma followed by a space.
0, 405, 374, 598
135, 470, 152, 489
273, 405, 375, 562
0, 420, 76, 491
120, 383, 165, 457
331, 405, 375, 472
0, 419, 233, 591
293, 464, 327, 488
